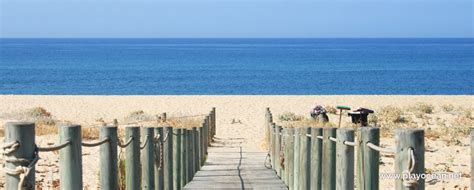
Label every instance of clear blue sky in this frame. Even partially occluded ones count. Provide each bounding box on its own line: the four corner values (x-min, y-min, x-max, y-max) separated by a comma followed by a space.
0, 0, 472, 38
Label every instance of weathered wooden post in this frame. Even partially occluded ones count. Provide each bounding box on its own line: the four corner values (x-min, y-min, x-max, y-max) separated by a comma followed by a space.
194, 127, 201, 172
100, 125, 119, 190
188, 128, 195, 180
186, 129, 194, 183
125, 126, 141, 190
161, 113, 167, 122
281, 127, 287, 185
299, 127, 311, 190
59, 125, 82, 190
265, 108, 272, 149
395, 129, 424, 190
155, 127, 165, 190
172, 128, 182, 190
287, 128, 295, 190
270, 123, 276, 169
164, 126, 174, 190
200, 123, 205, 165
212, 107, 216, 138
357, 127, 380, 190
181, 129, 187, 186
4, 122, 36, 190
336, 128, 355, 190
275, 125, 282, 176
322, 127, 336, 190
471, 128, 474, 189
141, 127, 155, 189
310, 128, 323, 190
293, 127, 301, 190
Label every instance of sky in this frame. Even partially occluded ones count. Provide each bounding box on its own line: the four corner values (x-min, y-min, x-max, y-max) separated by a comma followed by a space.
0, 0, 473, 38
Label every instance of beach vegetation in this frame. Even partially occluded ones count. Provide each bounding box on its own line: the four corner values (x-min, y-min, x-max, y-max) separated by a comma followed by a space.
124, 110, 152, 122
324, 105, 338, 114
278, 112, 304, 122
441, 104, 456, 113
409, 102, 435, 118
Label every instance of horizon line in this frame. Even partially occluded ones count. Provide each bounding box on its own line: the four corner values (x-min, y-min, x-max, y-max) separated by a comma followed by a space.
1, 37, 473, 39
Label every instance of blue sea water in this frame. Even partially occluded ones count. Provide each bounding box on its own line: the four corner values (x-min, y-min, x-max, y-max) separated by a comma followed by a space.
0, 38, 473, 95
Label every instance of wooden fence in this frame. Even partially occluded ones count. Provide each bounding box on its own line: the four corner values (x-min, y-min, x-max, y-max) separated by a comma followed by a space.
1, 108, 216, 190
265, 108, 426, 190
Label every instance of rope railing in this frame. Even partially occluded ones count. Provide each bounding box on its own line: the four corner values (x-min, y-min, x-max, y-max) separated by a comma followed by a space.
1, 108, 217, 190
118, 136, 134, 148
37, 140, 72, 152
82, 138, 110, 147
366, 142, 396, 154
140, 135, 150, 149
265, 107, 425, 190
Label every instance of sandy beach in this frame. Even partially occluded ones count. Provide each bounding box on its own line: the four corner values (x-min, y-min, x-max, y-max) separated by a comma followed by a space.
0, 95, 472, 189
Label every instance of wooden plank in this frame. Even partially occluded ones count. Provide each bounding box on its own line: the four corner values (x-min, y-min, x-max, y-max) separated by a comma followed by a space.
395, 129, 424, 190
322, 127, 336, 190
59, 125, 83, 190
336, 128, 354, 190
357, 127, 379, 190
4, 122, 36, 190
183, 146, 287, 189
310, 128, 323, 190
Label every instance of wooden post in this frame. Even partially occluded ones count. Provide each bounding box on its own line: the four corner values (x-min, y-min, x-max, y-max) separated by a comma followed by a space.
287, 128, 295, 190
194, 127, 201, 171
212, 107, 216, 138
275, 125, 281, 176
282, 127, 288, 185
322, 127, 336, 190
265, 108, 271, 149
471, 128, 474, 189
125, 126, 141, 190
395, 129, 424, 190
4, 122, 36, 190
59, 125, 83, 190
310, 128, 323, 190
164, 126, 174, 190
155, 127, 165, 190
141, 127, 155, 189
161, 113, 167, 122
100, 125, 119, 190
270, 123, 276, 169
200, 123, 205, 165
172, 128, 182, 190
293, 127, 301, 190
336, 128, 355, 190
181, 129, 187, 186
357, 127, 380, 190
299, 127, 311, 190
188, 128, 195, 180
186, 129, 194, 183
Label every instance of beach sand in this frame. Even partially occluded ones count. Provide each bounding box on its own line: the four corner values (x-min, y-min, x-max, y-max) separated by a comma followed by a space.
0, 95, 472, 189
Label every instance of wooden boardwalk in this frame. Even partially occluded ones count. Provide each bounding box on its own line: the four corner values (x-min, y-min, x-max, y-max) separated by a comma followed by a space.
183, 137, 288, 190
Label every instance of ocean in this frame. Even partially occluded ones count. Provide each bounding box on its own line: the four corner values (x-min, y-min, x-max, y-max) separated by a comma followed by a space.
0, 38, 473, 95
